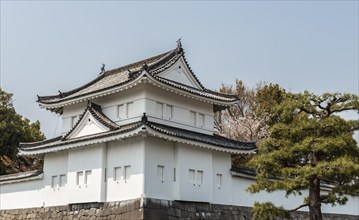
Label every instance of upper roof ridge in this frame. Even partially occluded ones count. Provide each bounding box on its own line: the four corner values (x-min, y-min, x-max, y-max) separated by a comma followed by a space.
102, 48, 177, 77
37, 46, 179, 104
37, 41, 239, 113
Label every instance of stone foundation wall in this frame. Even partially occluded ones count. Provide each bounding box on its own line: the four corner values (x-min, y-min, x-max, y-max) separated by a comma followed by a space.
1, 198, 358, 219
0, 198, 143, 220
144, 198, 358, 220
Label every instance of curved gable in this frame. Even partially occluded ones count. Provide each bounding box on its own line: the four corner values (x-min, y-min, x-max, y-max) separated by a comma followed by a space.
157, 57, 203, 90
67, 111, 110, 139
63, 102, 119, 140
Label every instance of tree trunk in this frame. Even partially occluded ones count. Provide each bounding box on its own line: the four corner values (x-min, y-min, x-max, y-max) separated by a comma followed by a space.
309, 177, 322, 220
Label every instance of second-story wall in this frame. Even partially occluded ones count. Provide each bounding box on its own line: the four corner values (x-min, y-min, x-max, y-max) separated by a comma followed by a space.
61, 84, 215, 135
144, 85, 214, 134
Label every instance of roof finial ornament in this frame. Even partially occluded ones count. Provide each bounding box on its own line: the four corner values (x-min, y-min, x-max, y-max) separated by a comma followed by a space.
87, 100, 92, 108
141, 113, 148, 124
141, 62, 149, 72
176, 38, 183, 53
128, 69, 135, 78
177, 38, 182, 47
101, 63, 105, 73
58, 90, 64, 98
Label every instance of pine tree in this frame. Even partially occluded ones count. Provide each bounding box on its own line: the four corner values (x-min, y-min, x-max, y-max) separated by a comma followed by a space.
248, 91, 359, 220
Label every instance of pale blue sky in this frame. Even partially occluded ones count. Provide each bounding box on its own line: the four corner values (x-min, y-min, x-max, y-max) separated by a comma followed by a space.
1, 1, 358, 138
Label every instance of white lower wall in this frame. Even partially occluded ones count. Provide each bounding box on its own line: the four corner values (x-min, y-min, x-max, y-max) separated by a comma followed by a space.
176, 143, 212, 202
212, 151, 232, 205
144, 137, 176, 200
66, 144, 105, 204
42, 151, 69, 206
0, 179, 43, 209
142, 139, 235, 204
1, 137, 358, 216
232, 178, 308, 210
106, 137, 145, 202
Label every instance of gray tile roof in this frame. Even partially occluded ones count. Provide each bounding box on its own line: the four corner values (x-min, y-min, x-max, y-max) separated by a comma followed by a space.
37, 49, 178, 105
147, 121, 256, 151
0, 169, 43, 183
230, 166, 257, 179
37, 43, 237, 112
20, 122, 142, 151
20, 115, 256, 154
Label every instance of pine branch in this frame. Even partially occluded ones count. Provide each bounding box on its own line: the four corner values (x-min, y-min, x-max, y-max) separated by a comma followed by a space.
287, 203, 309, 213
299, 107, 318, 116
330, 106, 356, 115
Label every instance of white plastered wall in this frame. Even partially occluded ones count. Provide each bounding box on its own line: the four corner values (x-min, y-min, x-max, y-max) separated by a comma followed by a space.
66, 144, 106, 204
1, 138, 359, 216
61, 83, 215, 136
176, 143, 212, 202
106, 137, 145, 202
211, 151, 233, 205
0, 179, 43, 209
61, 86, 147, 135
42, 150, 69, 206
142, 139, 236, 204
144, 85, 214, 134
143, 137, 176, 200
94, 86, 146, 125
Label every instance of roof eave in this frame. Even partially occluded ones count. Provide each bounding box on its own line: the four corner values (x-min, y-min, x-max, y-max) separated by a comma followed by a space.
145, 73, 239, 105
37, 72, 145, 110
0, 170, 44, 185
19, 126, 145, 156
19, 120, 255, 156
36, 47, 178, 106
38, 72, 238, 111
144, 125, 256, 154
